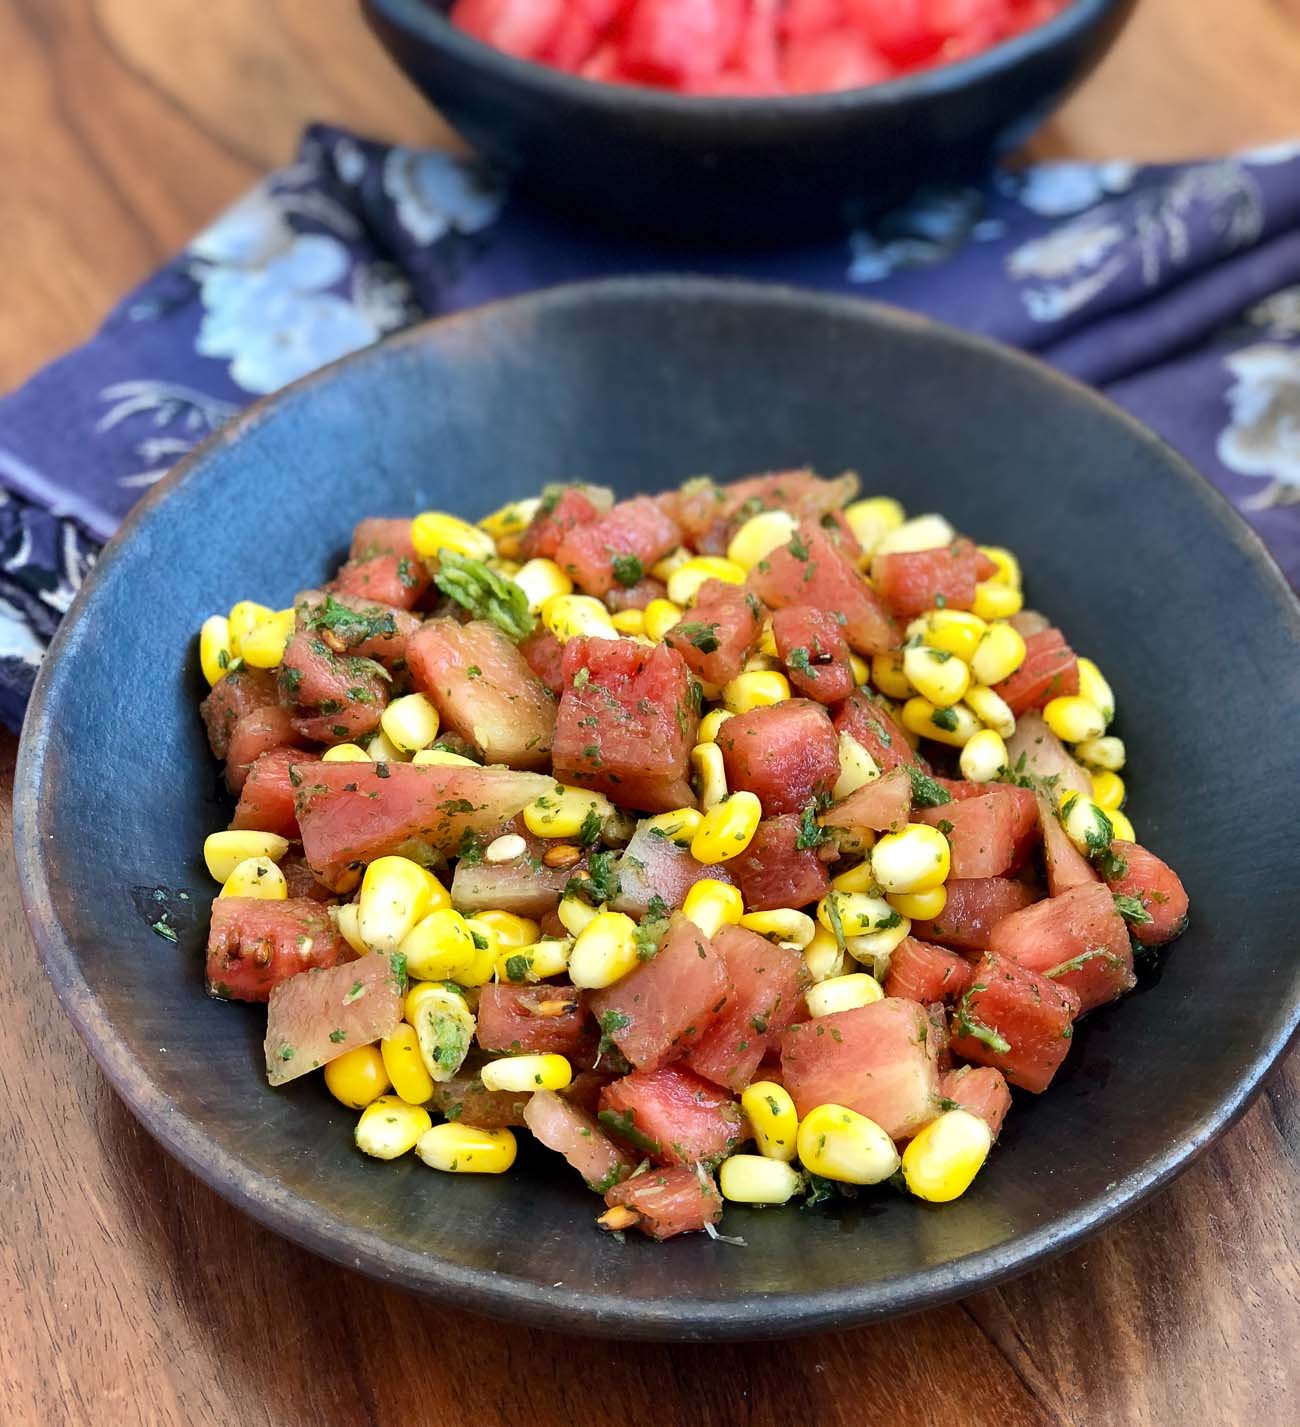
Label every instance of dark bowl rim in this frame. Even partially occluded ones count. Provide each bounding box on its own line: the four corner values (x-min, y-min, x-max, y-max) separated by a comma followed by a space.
362, 0, 1126, 119
15, 276, 1300, 1340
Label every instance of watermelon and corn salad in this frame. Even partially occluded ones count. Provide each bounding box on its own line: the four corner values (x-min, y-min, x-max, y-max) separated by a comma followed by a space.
195, 469, 1188, 1241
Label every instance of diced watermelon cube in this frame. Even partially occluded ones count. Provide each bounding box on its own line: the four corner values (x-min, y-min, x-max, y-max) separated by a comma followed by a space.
476, 981, 595, 1057
598, 1065, 744, 1166
671, 469, 857, 556
939, 1064, 1012, 1139
663, 579, 763, 687
426, 1072, 532, 1128
936, 778, 1039, 865
832, 690, 925, 773
231, 746, 315, 840
884, 935, 971, 1003
726, 813, 830, 911
782, 26, 892, 91
201, 666, 279, 761
332, 521, 429, 610
451, 823, 580, 917
207, 896, 350, 1003
716, 698, 840, 816
911, 876, 1039, 950
604, 575, 668, 612
916, 791, 1018, 878
1037, 791, 1099, 896
225, 705, 301, 793
293, 589, 420, 668
519, 485, 602, 561
870, 537, 989, 620
994, 628, 1079, 715
278, 628, 388, 745
449, 0, 565, 58
553, 637, 698, 812
611, 817, 735, 917
949, 952, 1079, 1093
822, 765, 914, 837
524, 1089, 635, 1191
518, 628, 566, 694
603, 1164, 723, 1240
771, 604, 855, 703
554, 496, 682, 598
619, 0, 746, 86
1103, 840, 1190, 947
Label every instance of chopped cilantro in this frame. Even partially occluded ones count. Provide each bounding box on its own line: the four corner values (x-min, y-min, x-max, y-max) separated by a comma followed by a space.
953, 992, 1010, 1054
930, 706, 960, 733
795, 799, 830, 851
937, 818, 954, 836
634, 915, 668, 961
572, 666, 590, 691
611, 553, 644, 588
578, 807, 603, 846
674, 621, 720, 655
787, 646, 815, 678
433, 550, 535, 641
458, 828, 485, 865
150, 918, 178, 944
306, 594, 397, 647
465, 664, 482, 680
503, 953, 531, 982
566, 849, 620, 905
328, 1029, 347, 1044
788, 532, 810, 561
906, 764, 952, 808
646, 893, 670, 921
1113, 893, 1153, 927
598, 1107, 660, 1156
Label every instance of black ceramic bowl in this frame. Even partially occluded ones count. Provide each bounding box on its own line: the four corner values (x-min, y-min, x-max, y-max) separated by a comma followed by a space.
360, 0, 1134, 244
16, 279, 1300, 1341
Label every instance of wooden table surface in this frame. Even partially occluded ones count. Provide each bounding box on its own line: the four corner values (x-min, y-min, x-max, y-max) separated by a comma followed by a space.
3, 3, 1297, 1424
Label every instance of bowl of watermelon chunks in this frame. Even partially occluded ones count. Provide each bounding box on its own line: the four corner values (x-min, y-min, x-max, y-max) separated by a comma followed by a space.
359, 0, 1134, 243
17, 278, 1300, 1340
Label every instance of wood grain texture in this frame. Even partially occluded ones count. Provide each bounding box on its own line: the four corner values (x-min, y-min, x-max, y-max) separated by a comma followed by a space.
2, 1, 1298, 1422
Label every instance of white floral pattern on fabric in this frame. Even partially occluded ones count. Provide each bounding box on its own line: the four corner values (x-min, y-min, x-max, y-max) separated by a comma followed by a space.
846, 188, 982, 283
383, 148, 503, 246
95, 381, 238, 489
1218, 344, 1300, 509
1245, 285, 1300, 337
998, 160, 1137, 217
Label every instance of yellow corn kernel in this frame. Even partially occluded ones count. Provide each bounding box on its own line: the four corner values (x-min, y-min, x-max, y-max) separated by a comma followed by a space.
650, 546, 692, 582
557, 894, 601, 937
691, 791, 762, 865
380, 693, 440, 753
971, 580, 1023, 620
901, 1108, 992, 1202
322, 742, 371, 763
833, 731, 881, 800
568, 911, 639, 989
743, 651, 782, 675
722, 670, 790, 714
849, 652, 870, 687
227, 600, 273, 658
719, 1154, 803, 1205
409, 983, 476, 1082
739, 908, 816, 950
640, 807, 704, 848
843, 496, 905, 554
239, 607, 295, 669
902, 696, 981, 747
796, 1103, 899, 1184
1076, 656, 1115, 725
831, 860, 878, 894
323, 1044, 389, 1110
367, 730, 409, 764
496, 937, 573, 983
411, 511, 495, 562
963, 685, 1016, 739
1044, 695, 1107, 745
403, 978, 444, 1026
845, 917, 911, 966
455, 921, 501, 987
219, 856, 287, 900
906, 609, 987, 663
1077, 735, 1126, 773
416, 1123, 517, 1174
876, 513, 955, 556
818, 890, 896, 939
541, 593, 617, 642
691, 741, 728, 810
523, 785, 613, 839
381, 1023, 436, 1106
726, 510, 797, 571
803, 925, 846, 983
959, 727, 1009, 784
757, 619, 778, 658
666, 556, 746, 608
358, 856, 444, 953
199, 615, 233, 686
870, 650, 912, 700
1108, 808, 1136, 842
401, 907, 478, 981
478, 497, 541, 541
1090, 770, 1126, 810
888, 884, 947, 921
480, 1053, 573, 1093
1058, 792, 1114, 858
492, 558, 522, 578
203, 829, 289, 884
682, 878, 744, 938
334, 902, 369, 956
513, 557, 572, 612
741, 1081, 800, 1162
871, 824, 950, 894
641, 598, 683, 643
355, 1095, 432, 1160
979, 545, 1021, 587
903, 644, 971, 707
969, 621, 1027, 687
805, 972, 884, 1017
610, 607, 645, 635
412, 747, 479, 767
475, 909, 541, 949
697, 707, 733, 743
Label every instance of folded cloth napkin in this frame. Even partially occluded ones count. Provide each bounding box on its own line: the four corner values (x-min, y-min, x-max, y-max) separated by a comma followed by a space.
2, 124, 1298, 730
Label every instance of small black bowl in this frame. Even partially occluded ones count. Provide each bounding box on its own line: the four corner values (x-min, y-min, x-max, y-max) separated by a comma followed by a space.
360, 0, 1135, 244
16, 279, 1300, 1340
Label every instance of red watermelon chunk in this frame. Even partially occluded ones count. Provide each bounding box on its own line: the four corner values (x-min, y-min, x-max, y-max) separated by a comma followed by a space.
988, 881, 1135, 1015
554, 496, 681, 598
518, 628, 566, 694
598, 1065, 743, 1166
949, 952, 1079, 1093
1103, 840, 1190, 947
553, 637, 698, 812
716, 698, 839, 816
518, 485, 602, 560
936, 778, 1038, 864
476, 981, 595, 1057
349, 517, 419, 563
293, 589, 420, 668
726, 813, 830, 911
278, 629, 388, 745
451, 823, 580, 916
664, 579, 763, 686
911, 876, 1039, 951
684, 924, 806, 1090
604, 575, 667, 612
589, 914, 731, 1070
231, 746, 315, 840
611, 817, 735, 917
884, 935, 972, 1004
406, 618, 556, 769
206, 896, 350, 1003
994, 628, 1079, 715
917, 791, 1017, 878
225, 705, 301, 793
1004, 711, 1092, 798
822, 765, 913, 835
1037, 791, 1099, 896
833, 690, 925, 773
603, 1164, 723, 1240
747, 521, 898, 655
939, 1065, 1012, 1139
426, 1073, 532, 1128
450, 0, 565, 59
332, 519, 428, 610
870, 537, 987, 619
524, 1089, 635, 1192
780, 997, 941, 1140
200, 666, 279, 761
671, 469, 857, 555
263, 951, 403, 1085
279, 852, 335, 903
782, 26, 891, 91
771, 604, 855, 703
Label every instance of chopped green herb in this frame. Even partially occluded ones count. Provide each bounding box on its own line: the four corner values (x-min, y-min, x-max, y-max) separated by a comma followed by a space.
572, 666, 590, 691
458, 828, 485, 865
906, 764, 952, 808
578, 807, 603, 846
328, 1029, 347, 1044
795, 799, 830, 851
788, 532, 810, 561
465, 664, 482, 679
930, 706, 960, 733
611, 553, 644, 588
503, 953, 531, 983
433, 550, 535, 641
787, 646, 815, 678
1112, 893, 1153, 927
674, 621, 720, 655
306, 594, 397, 647
953, 993, 1010, 1054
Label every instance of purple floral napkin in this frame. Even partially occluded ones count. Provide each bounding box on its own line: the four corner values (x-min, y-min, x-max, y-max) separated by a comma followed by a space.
1, 123, 1297, 730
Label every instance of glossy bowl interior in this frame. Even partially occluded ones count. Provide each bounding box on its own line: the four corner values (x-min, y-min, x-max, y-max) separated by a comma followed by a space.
16, 278, 1300, 1340
360, 0, 1135, 244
